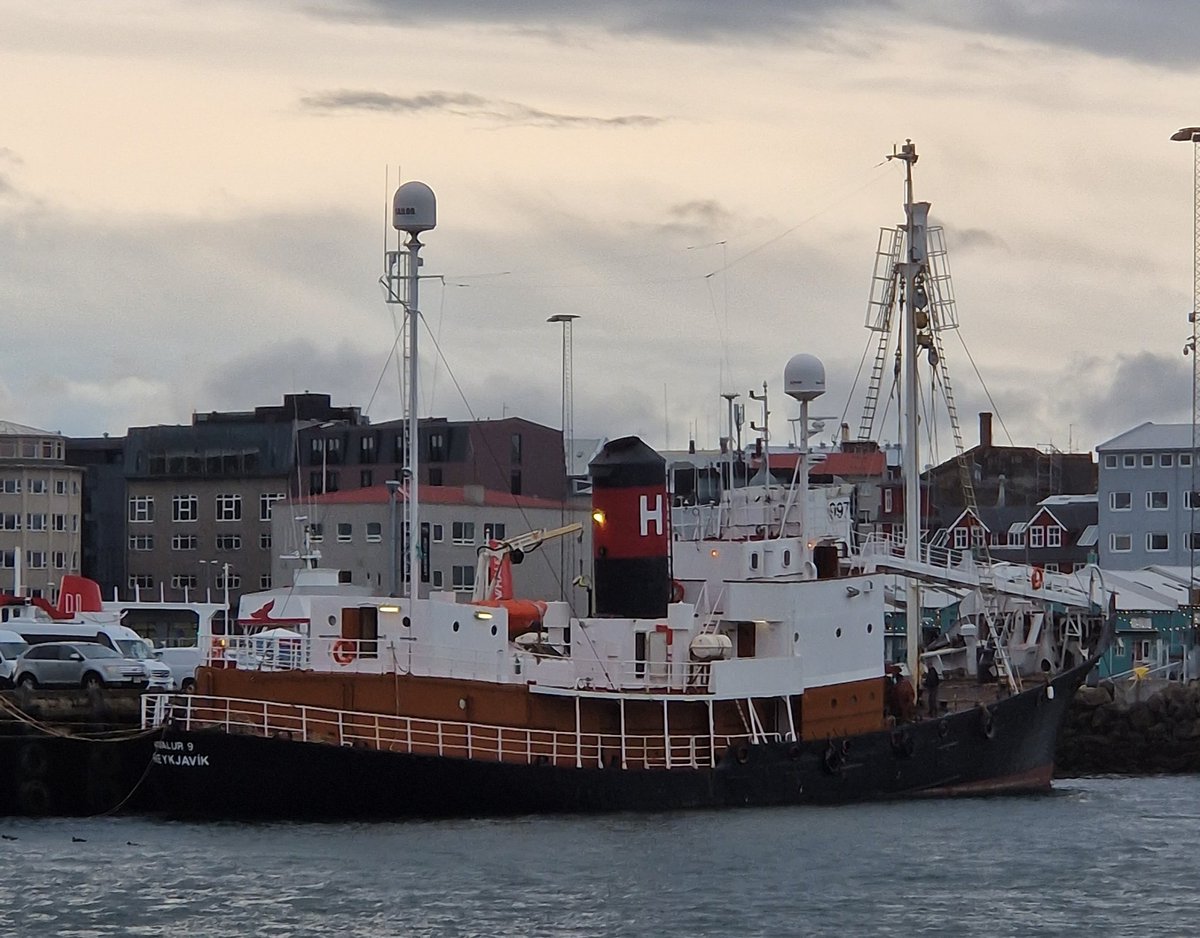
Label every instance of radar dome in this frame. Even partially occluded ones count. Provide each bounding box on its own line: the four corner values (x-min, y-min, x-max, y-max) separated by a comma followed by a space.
393, 181, 437, 233
783, 353, 826, 402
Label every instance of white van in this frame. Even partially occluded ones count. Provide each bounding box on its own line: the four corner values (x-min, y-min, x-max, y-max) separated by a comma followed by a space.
0, 629, 30, 687
6, 620, 173, 689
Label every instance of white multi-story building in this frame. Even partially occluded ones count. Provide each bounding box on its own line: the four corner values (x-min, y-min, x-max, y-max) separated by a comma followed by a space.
0, 421, 84, 599
271, 484, 593, 613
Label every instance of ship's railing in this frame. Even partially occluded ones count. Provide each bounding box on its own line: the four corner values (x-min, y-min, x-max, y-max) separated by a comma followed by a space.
856, 531, 966, 570
143, 693, 770, 770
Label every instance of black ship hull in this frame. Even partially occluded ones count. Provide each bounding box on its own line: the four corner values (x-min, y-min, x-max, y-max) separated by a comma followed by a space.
0, 733, 158, 816
149, 660, 1094, 820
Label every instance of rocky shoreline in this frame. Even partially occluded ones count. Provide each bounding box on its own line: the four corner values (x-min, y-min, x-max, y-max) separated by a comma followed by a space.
1057, 679, 1200, 776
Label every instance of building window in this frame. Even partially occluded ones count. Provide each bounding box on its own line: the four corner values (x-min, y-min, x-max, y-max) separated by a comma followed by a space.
0, 514, 20, 531
1103, 455, 1117, 469
52, 551, 66, 570
28, 479, 47, 495
1141, 454, 1154, 468
55, 479, 67, 495
1007, 529, 1024, 547
0, 550, 13, 569
259, 533, 272, 550
171, 574, 199, 590
451, 565, 475, 592
361, 470, 373, 488
128, 574, 154, 590
173, 494, 199, 522
1147, 532, 1169, 552
1047, 527, 1062, 548
360, 435, 377, 464
337, 523, 352, 543
483, 523, 507, 543
216, 534, 242, 551
432, 570, 444, 588
1183, 453, 1194, 467
0, 478, 19, 494
1147, 491, 1169, 510
52, 514, 66, 532
432, 524, 444, 543
428, 432, 446, 463
128, 496, 154, 523
1189, 532, 1200, 551
1188, 491, 1200, 509
26, 514, 46, 531
129, 535, 154, 551
970, 526, 984, 547
452, 521, 475, 545
215, 573, 241, 590
259, 494, 285, 521
428, 467, 443, 487
1110, 492, 1131, 510
1110, 533, 1132, 552
1029, 527, 1044, 548
324, 471, 340, 493
172, 534, 198, 551
883, 489, 894, 514
953, 527, 968, 549
511, 434, 522, 464
366, 522, 382, 543
215, 494, 242, 521
259, 575, 272, 589
25, 551, 46, 569
1161, 454, 1174, 467
510, 469, 522, 495
309, 523, 323, 543
1122, 454, 1136, 468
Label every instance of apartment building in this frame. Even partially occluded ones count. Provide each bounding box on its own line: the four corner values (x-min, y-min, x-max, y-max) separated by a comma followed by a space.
271, 484, 592, 612
0, 422, 84, 600
1097, 422, 1200, 569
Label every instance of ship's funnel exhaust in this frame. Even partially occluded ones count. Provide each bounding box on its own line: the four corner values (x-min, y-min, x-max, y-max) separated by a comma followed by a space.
588, 437, 669, 617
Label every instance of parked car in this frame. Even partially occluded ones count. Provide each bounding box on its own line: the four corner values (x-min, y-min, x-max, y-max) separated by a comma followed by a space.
0, 629, 30, 688
13, 642, 152, 690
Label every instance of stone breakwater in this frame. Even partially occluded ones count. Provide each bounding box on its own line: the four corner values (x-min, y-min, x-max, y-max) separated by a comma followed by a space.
1056, 679, 1200, 775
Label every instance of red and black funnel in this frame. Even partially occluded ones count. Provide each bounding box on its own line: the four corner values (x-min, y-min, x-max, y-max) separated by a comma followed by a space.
589, 436, 669, 617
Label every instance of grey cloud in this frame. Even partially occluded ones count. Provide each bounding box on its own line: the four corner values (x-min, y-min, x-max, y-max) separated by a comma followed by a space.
301, 89, 664, 128
300, 0, 1200, 67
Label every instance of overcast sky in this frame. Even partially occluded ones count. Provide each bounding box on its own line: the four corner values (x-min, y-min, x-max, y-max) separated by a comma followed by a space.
2, 0, 1198, 464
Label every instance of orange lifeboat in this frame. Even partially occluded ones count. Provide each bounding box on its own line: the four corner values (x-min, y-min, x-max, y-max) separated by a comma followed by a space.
475, 599, 549, 638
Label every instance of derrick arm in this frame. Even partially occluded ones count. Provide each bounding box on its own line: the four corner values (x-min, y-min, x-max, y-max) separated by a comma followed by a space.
472, 523, 583, 602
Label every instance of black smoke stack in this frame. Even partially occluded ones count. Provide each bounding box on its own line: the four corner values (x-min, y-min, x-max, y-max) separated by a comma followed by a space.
589, 437, 669, 618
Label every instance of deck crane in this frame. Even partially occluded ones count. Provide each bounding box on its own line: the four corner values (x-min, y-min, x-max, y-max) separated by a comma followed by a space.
471, 523, 584, 604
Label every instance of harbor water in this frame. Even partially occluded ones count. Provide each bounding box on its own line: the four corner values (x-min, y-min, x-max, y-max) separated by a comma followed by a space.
0, 775, 1197, 937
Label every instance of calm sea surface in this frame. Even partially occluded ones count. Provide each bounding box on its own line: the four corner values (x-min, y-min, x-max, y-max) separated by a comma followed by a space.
0, 775, 1196, 937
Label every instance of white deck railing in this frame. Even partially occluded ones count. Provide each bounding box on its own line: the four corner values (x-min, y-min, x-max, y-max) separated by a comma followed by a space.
142, 694, 769, 770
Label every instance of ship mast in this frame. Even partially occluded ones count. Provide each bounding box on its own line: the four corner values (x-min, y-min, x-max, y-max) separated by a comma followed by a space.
890, 141, 929, 684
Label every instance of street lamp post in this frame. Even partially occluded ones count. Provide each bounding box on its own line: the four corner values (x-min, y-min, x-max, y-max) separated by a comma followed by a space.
1173, 126, 1200, 679
547, 314, 580, 605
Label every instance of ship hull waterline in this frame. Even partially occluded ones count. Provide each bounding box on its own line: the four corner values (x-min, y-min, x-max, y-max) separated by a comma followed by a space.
148, 660, 1091, 820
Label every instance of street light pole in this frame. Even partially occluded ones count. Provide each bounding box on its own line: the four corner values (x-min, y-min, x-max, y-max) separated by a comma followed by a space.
548, 314, 580, 605
1172, 126, 1200, 679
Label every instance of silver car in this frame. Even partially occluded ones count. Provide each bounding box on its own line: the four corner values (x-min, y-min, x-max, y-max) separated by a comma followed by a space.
14, 642, 150, 690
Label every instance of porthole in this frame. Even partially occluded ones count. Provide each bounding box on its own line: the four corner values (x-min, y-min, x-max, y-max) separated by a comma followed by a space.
850, 694, 858, 705
750, 553, 759, 570
793, 632, 800, 643
490, 625, 498, 637
783, 549, 791, 566
452, 621, 460, 633
402, 616, 411, 628
866, 623, 873, 634
835, 627, 842, 638
327, 615, 337, 626
830, 697, 838, 709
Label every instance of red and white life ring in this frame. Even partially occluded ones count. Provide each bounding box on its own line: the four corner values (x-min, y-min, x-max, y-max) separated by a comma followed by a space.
670, 579, 686, 604
331, 639, 357, 665
1030, 568, 1044, 590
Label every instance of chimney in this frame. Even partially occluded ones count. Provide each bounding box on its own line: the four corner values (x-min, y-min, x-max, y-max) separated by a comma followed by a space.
979, 412, 993, 449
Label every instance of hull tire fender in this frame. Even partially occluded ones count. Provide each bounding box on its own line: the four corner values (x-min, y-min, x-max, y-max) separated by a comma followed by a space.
977, 705, 996, 740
